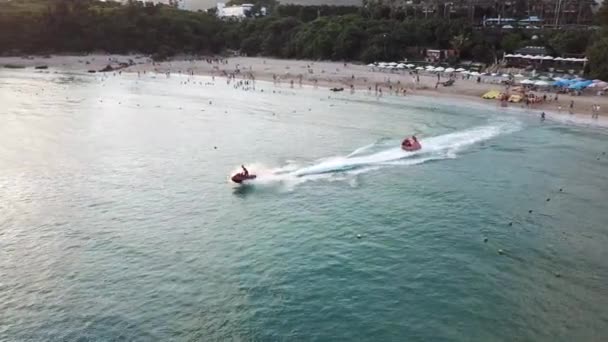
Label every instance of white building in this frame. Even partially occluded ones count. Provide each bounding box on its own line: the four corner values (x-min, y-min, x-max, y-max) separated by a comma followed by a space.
216, 2, 265, 19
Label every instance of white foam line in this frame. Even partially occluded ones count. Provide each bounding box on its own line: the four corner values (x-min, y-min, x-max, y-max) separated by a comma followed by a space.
235, 120, 522, 188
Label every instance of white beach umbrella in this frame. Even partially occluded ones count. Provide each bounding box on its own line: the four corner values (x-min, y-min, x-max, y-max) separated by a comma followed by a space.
514, 54, 524, 58
406, 64, 415, 68
460, 70, 470, 74
524, 54, 535, 59
534, 80, 550, 86
426, 67, 436, 71
514, 73, 525, 78
491, 73, 498, 76
415, 66, 424, 70
470, 71, 481, 76
397, 63, 406, 68
504, 54, 515, 57
425, 65, 435, 69
435, 66, 445, 72
389, 62, 398, 66
520, 79, 535, 84
456, 68, 466, 72
445, 67, 455, 73
543, 56, 554, 60
367, 63, 375, 67
554, 57, 564, 61
501, 74, 510, 78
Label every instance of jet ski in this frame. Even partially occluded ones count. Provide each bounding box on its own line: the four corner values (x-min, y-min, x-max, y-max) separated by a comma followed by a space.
401, 136, 421, 152
231, 173, 257, 184
231, 165, 256, 184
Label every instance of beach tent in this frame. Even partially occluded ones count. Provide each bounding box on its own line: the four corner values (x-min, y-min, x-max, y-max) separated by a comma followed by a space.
445, 68, 455, 73
482, 90, 500, 99
568, 80, 593, 90
508, 95, 522, 103
553, 79, 576, 87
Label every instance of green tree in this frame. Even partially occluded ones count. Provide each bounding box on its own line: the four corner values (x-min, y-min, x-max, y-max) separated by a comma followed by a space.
501, 33, 523, 53
450, 33, 471, 54
586, 30, 608, 80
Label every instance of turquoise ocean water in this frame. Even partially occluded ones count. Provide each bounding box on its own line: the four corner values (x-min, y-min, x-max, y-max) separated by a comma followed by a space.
1, 69, 607, 341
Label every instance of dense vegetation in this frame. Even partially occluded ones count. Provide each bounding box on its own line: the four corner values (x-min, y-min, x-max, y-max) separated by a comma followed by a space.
0, 0, 607, 79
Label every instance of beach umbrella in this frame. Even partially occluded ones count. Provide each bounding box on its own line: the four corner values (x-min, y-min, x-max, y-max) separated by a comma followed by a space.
514, 73, 525, 78
596, 81, 608, 88
425, 65, 435, 69
469, 71, 481, 76
504, 54, 515, 57
539, 76, 551, 80
367, 63, 375, 67
514, 54, 524, 58
406, 64, 415, 68
445, 68, 455, 73
456, 68, 466, 72
520, 79, 535, 84
397, 63, 406, 68
461, 71, 470, 74
534, 80, 551, 86
491, 73, 498, 76
415, 66, 424, 70
501, 74, 510, 78
543, 56, 554, 60
389, 62, 398, 66
434, 66, 445, 72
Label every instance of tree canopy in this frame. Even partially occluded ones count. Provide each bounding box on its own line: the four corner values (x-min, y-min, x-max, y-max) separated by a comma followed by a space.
0, 0, 605, 77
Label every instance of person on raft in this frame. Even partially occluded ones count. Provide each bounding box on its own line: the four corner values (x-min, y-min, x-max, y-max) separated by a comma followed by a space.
403, 136, 418, 147
241, 165, 249, 176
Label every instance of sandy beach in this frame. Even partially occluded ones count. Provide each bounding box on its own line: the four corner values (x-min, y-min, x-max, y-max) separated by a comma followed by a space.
2, 54, 608, 118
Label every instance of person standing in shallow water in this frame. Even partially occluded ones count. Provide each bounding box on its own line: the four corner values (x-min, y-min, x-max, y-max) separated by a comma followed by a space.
569, 100, 574, 114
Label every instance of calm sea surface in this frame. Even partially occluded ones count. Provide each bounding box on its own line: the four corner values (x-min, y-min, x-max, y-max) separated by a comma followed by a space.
1, 69, 607, 341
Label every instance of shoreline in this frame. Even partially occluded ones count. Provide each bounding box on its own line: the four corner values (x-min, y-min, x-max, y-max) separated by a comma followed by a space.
2, 54, 608, 120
